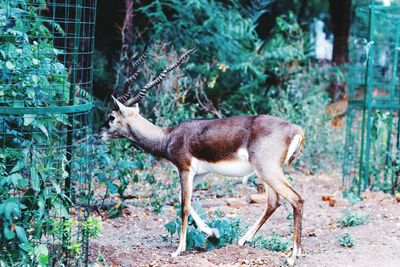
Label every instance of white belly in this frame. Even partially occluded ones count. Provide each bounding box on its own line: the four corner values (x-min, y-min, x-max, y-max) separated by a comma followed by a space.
192, 148, 254, 177
196, 160, 254, 177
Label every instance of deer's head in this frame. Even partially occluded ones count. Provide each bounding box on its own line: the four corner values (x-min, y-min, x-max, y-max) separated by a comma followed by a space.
100, 45, 195, 142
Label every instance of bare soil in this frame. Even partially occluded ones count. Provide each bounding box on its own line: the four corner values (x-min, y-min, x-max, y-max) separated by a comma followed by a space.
89, 172, 400, 267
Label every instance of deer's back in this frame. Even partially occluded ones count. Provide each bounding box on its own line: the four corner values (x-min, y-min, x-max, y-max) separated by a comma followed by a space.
165, 115, 303, 169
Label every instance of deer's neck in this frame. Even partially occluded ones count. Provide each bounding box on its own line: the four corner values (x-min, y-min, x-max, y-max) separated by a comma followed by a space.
125, 114, 169, 158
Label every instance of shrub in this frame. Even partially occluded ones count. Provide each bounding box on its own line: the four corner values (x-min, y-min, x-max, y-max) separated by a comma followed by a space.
164, 207, 243, 251
249, 234, 290, 252
338, 209, 368, 228
0, 2, 98, 265
337, 232, 356, 248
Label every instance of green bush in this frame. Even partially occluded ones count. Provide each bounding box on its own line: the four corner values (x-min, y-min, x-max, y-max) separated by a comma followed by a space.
164, 207, 243, 251
249, 234, 290, 252
337, 232, 356, 248
338, 209, 368, 228
0, 1, 97, 265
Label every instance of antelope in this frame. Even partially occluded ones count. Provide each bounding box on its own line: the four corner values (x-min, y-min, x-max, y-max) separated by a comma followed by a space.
100, 46, 305, 265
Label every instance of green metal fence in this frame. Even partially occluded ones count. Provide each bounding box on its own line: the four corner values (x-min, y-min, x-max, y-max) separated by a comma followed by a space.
0, 0, 96, 265
343, 4, 400, 196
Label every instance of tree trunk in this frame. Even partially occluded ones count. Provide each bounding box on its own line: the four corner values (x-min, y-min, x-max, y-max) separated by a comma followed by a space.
298, 0, 308, 22
329, 0, 352, 65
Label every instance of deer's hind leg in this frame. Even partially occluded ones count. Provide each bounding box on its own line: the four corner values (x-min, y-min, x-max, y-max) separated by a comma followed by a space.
252, 163, 304, 266
238, 185, 280, 245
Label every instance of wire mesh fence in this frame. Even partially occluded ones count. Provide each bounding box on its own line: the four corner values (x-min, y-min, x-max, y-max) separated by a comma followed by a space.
343, 4, 400, 196
0, 0, 96, 265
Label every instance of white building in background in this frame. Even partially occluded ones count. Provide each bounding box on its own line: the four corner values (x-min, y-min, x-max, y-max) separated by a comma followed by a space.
314, 19, 333, 61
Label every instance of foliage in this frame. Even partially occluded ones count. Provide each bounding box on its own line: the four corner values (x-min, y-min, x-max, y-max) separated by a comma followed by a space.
368, 111, 400, 193
82, 216, 103, 240
261, 12, 342, 171
164, 207, 243, 251
92, 139, 153, 217
92, 137, 179, 215
249, 234, 290, 252
0, 1, 96, 265
48, 216, 102, 258
337, 232, 356, 248
338, 209, 368, 228
136, 0, 268, 116
0, 0, 71, 106
164, 205, 290, 253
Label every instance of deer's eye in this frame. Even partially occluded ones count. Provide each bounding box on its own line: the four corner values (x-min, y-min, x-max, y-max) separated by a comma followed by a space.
109, 115, 115, 122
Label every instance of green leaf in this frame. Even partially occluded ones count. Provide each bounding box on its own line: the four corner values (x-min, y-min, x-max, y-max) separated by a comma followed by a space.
5, 61, 15, 69
19, 243, 33, 253
38, 254, 49, 266
35, 122, 49, 138
4, 226, 15, 240
23, 114, 36, 126
34, 245, 49, 266
10, 160, 25, 174
52, 200, 69, 218
30, 167, 41, 192
164, 221, 177, 235
5, 201, 20, 219
15, 226, 28, 244
2, 173, 27, 188
193, 232, 206, 248
8, 173, 23, 187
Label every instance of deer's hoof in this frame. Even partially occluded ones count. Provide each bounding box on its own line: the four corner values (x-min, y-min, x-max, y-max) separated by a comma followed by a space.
238, 237, 248, 246
171, 250, 181, 258
211, 228, 220, 239
286, 257, 295, 266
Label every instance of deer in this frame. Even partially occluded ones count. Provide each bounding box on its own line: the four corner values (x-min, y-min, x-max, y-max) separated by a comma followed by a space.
100, 45, 305, 266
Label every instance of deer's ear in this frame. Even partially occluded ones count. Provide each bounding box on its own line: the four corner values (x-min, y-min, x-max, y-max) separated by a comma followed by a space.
111, 95, 129, 116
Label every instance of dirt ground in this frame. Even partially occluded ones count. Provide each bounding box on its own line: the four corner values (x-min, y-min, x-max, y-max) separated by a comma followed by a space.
89, 172, 400, 267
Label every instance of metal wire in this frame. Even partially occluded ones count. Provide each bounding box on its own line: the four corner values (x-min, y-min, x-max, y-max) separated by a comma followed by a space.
343, 4, 400, 195
0, 0, 96, 265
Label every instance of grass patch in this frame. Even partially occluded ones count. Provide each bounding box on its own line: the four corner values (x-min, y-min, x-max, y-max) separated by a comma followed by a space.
338, 209, 368, 228
249, 234, 290, 252
164, 207, 243, 251
337, 232, 356, 248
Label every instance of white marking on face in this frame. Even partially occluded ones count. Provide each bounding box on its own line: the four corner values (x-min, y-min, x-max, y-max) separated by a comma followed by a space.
285, 134, 302, 164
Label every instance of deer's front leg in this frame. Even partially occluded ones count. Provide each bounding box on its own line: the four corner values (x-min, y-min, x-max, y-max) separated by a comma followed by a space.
171, 170, 193, 257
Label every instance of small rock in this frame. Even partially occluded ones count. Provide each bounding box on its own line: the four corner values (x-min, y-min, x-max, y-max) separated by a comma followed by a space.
395, 193, 400, 202
321, 195, 332, 201
329, 198, 336, 207
248, 194, 268, 204
200, 199, 223, 208
226, 198, 247, 208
